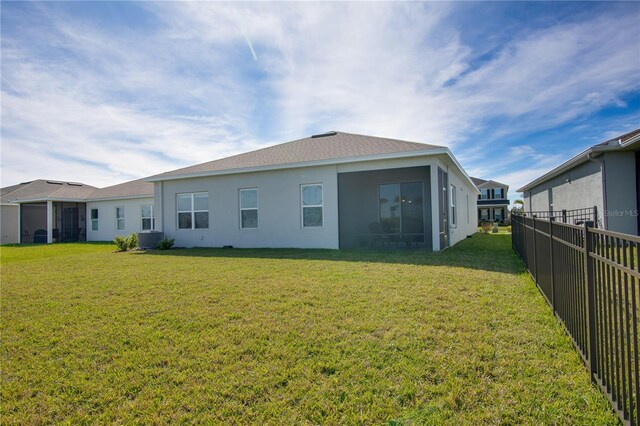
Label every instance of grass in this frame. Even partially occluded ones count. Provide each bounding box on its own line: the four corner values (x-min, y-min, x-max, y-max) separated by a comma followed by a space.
0, 234, 619, 424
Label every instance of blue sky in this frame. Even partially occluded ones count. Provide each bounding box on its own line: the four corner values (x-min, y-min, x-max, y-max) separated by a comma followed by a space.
1, 2, 639, 202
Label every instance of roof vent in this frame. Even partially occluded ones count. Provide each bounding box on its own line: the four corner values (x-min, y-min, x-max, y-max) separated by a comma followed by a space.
67, 183, 83, 187
311, 131, 337, 139
46, 180, 64, 185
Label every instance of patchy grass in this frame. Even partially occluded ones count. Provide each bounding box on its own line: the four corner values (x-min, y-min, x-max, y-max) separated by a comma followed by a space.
1, 235, 618, 424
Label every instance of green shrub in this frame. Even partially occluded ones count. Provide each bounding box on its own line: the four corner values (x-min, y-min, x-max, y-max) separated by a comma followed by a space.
128, 233, 139, 250
157, 238, 175, 250
114, 235, 129, 252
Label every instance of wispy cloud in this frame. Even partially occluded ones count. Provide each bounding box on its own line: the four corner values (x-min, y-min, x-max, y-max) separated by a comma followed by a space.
1, 2, 638, 191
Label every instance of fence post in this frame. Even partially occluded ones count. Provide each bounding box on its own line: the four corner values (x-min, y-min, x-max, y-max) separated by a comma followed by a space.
549, 217, 555, 313
583, 221, 597, 379
562, 209, 567, 223
532, 217, 538, 282
593, 205, 598, 228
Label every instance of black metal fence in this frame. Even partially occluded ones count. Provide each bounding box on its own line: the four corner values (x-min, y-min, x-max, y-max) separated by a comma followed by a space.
512, 214, 639, 425
520, 206, 599, 227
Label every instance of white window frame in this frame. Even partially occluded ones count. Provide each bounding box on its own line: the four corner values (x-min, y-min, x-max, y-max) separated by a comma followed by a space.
301, 183, 323, 228
494, 208, 503, 221
91, 208, 99, 231
141, 204, 154, 231
450, 184, 457, 227
177, 192, 209, 230
239, 188, 258, 229
480, 208, 489, 220
466, 194, 469, 224
116, 206, 125, 231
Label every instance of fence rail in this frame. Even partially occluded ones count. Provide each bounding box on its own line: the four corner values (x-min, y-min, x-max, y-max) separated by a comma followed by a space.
515, 206, 598, 227
512, 215, 639, 425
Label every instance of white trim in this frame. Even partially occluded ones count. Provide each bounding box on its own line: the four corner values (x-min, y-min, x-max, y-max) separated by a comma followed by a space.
300, 183, 323, 228
12, 197, 89, 203
115, 206, 125, 231
450, 184, 457, 227
88, 194, 154, 202
239, 188, 259, 229
177, 192, 209, 230
90, 208, 99, 231
141, 204, 154, 231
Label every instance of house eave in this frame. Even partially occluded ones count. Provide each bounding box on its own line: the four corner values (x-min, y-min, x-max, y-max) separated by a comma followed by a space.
87, 194, 154, 202
12, 197, 90, 203
518, 131, 640, 193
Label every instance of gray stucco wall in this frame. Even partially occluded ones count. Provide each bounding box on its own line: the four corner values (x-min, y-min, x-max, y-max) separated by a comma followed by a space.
159, 165, 340, 249
524, 159, 603, 225
1, 205, 19, 244
603, 151, 638, 235
337, 166, 432, 249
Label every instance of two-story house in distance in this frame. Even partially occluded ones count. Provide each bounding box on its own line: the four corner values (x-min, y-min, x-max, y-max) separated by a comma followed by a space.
471, 177, 510, 224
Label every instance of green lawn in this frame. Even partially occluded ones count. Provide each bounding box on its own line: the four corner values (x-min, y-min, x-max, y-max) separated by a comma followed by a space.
1, 235, 618, 424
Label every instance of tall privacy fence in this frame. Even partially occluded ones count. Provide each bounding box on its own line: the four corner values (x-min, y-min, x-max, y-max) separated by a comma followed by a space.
512, 214, 639, 425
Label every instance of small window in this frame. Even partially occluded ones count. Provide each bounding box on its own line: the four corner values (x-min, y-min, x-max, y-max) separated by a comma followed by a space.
239, 188, 258, 229
91, 209, 99, 231
480, 209, 489, 220
301, 184, 323, 227
450, 185, 457, 226
141, 205, 154, 231
177, 192, 209, 230
116, 207, 125, 231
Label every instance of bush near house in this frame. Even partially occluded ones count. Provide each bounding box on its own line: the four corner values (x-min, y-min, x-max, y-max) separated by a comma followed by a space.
114, 233, 139, 252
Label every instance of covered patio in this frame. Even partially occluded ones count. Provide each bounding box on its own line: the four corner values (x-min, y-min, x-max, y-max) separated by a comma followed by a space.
20, 201, 87, 244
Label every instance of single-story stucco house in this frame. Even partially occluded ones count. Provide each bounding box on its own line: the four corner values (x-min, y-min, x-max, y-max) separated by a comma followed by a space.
1, 131, 478, 250
518, 128, 640, 235
146, 131, 478, 250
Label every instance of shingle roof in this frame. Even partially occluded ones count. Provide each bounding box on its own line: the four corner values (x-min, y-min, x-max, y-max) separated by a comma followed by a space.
518, 128, 640, 192
149, 131, 445, 180
0, 180, 98, 203
470, 177, 487, 186
88, 178, 154, 200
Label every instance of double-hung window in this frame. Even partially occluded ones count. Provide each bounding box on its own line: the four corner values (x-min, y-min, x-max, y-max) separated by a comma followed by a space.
450, 185, 457, 227
239, 188, 258, 229
301, 184, 323, 227
91, 209, 99, 231
177, 192, 209, 229
116, 207, 125, 230
141, 204, 154, 231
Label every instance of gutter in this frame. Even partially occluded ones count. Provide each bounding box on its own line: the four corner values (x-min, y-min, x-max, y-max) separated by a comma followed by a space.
587, 152, 608, 229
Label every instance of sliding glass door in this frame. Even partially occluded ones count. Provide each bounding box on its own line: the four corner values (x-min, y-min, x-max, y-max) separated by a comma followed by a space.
379, 182, 424, 236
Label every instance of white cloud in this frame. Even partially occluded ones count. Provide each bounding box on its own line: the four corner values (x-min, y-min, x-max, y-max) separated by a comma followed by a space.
1, 2, 638, 191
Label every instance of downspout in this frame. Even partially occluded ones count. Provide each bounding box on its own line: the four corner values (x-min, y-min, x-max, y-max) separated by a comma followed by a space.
587, 152, 607, 229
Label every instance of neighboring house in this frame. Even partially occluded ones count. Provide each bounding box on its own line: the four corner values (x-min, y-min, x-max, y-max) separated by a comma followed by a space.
518, 128, 640, 235
1, 131, 478, 250
0, 178, 155, 244
471, 177, 510, 224
0, 180, 98, 244
147, 131, 478, 251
